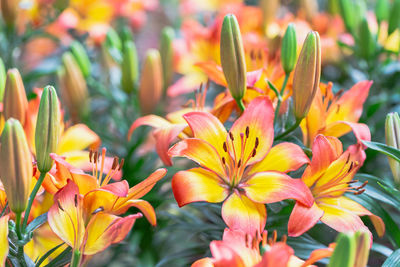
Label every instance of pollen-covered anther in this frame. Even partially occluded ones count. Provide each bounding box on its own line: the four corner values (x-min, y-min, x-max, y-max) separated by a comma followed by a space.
89, 149, 93, 162
111, 157, 119, 170
245, 126, 250, 138
118, 158, 125, 171
222, 157, 226, 165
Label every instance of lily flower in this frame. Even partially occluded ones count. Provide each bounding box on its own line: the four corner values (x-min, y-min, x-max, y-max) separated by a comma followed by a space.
192, 228, 334, 267
169, 96, 313, 235
288, 135, 385, 239
48, 180, 142, 258
300, 81, 372, 147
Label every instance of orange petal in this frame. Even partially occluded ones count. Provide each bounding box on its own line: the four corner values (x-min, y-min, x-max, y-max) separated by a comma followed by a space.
183, 112, 227, 157
249, 142, 309, 175
288, 202, 323, 237
244, 172, 314, 207
169, 138, 226, 178
82, 213, 141, 255
153, 124, 188, 166
127, 168, 166, 199
255, 242, 294, 267
48, 180, 85, 250
323, 121, 371, 144
191, 258, 214, 267
128, 115, 171, 140
113, 199, 157, 226
167, 73, 206, 97
229, 96, 274, 165
0, 215, 9, 267
221, 192, 266, 236
301, 245, 334, 267
209, 240, 246, 267
195, 61, 227, 87
172, 168, 228, 207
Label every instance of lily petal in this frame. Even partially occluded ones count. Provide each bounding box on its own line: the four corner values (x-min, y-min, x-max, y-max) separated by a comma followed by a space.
128, 115, 171, 140
172, 168, 228, 207
288, 202, 324, 237
244, 172, 314, 207
0, 215, 9, 267
191, 258, 214, 267
127, 168, 166, 199
113, 199, 157, 226
221, 192, 266, 236
169, 138, 226, 177
229, 96, 274, 165
255, 242, 294, 267
82, 213, 141, 255
57, 124, 100, 154
249, 142, 309, 175
153, 124, 188, 166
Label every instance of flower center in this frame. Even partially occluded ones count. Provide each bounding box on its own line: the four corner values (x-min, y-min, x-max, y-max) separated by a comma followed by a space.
89, 148, 124, 186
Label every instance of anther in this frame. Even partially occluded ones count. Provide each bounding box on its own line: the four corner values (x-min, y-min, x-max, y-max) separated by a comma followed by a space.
354, 189, 365, 195
336, 104, 341, 114
272, 230, 277, 243
252, 148, 257, 157
118, 158, 125, 171
92, 206, 104, 215
237, 159, 242, 168
223, 142, 228, 152
245, 126, 249, 138
93, 151, 98, 164
229, 132, 234, 141
255, 137, 259, 148
222, 157, 226, 165
74, 194, 78, 207
111, 157, 118, 170
89, 150, 93, 162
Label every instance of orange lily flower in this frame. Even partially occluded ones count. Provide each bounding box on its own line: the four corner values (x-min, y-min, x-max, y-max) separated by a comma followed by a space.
0, 215, 9, 267
300, 81, 372, 147
48, 180, 142, 257
288, 135, 385, 239
192, 228, 334, 267
169, 96, 313, 235
43, 150, 166, 226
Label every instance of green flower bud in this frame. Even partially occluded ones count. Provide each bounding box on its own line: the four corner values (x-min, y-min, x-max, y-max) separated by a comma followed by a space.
388, 0, 400, 35
220, 14, 247, 103
292, 31, 321, 120
0, 118, 32, 214
328, 232, 356, 267
121, 26, 134, 43
357, 18, 376, 60
385, 112, 400, 184
281, 23, 297, 75
1, 0, 20, 26
35, 86, 61, 173
121, 40, 139, 94
106, 28, 122, 52
160, 26, 175, 91
354, 231, 370, 267
3, 69, 28, 126
375, 0, 390, 25
70, 41, 91, 78
139, 49, 163, 115
0, 57, 6, 102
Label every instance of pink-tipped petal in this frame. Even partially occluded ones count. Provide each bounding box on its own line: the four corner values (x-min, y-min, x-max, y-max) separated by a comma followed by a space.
288, 202, 323, 237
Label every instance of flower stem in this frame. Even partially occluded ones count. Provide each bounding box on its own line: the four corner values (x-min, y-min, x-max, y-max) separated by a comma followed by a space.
273, 74, 289, 125
15, 212, 27, 267
274, 118, 302, 140
235, 98, 245, 112
22, 171, 47, 232
71, 250, 82, 267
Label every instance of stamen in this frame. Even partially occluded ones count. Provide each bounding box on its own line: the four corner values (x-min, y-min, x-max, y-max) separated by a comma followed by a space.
354, 189, 365, 195
252, 148, 257, 157
74, 194, 78, 207
237, 159, 241, 168
89, 150, 93, 162
255, 137, 259, 148
262, 231, 268, 247
245, 126, 249, 138
223, 142, 228, 152
92, 206, 104, 215
118, 158, 125, 171
222, 157, 226, 165
281, 235, 287, 243
272, 230, 277, 243
111, 157, 118, 170
229, 132, 234, 141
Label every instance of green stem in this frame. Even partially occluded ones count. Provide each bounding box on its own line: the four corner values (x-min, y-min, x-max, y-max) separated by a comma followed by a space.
22, 172, 46, 231
274, 73, 290, 125
71, 250, 82, 267
274, 118, 302, 140
235, 98, 245, 112
15, 213, 27, 267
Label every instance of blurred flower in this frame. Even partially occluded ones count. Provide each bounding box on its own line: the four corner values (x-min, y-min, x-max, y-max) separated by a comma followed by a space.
300, 81, 372, 147
3, 69, 28, 127
1, 0, 20, 26
0, 119, 33, 214
0, 215, 9, 266
288, 135, 385, 239
169, 97, 313, 235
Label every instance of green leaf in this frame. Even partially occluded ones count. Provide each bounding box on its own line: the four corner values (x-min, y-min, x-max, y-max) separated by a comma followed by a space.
35, 243, 65, 267
383, 249, 400, 267
26, 213, 47, 233
328, 233, 356, 267
44, 247, 72, 267
362, 140, 400, 162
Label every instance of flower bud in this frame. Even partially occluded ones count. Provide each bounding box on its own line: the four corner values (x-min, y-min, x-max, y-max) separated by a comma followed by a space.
58, 52, 88, 122
338, 0, 365, 34
385, 112, 400, 184
35, 86, 61, 173
0, 118, 32, 213
70, 41, 91, 78
388, 0, 400, 35
357, 18, 376, 60
220, 14, 247, 102
106, 27, 122, 52
139, 49, 163, 115
292, 31, 321, 120
328, 232, 356, 267
375, 0, 390, 25
354, 231, 370, 267
0, 57, 6, 102
160, 26, 174, 91
3, 68, 28, 126
281, 23, 297, 75
121, 40, 138, 94
1, 0, 20, 26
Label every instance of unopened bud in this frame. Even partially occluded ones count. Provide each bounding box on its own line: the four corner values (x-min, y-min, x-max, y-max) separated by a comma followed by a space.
70, 41, 91, 78
388, 0, 400, 35
1, 0, 20, 26
292, 31, 321, 120
220, 14, 247, 103
385, 112, 400, 184
105, 27, 122, 52
375, 0, 390, 25
328, 232, 356, 267
0, 57, 5, 102
160, 26, 175, 91
354, 231, 370, 267
35, 86, 61, 173
0, 119, 32, 213
357, 18, 376, 60
121, 40, 138, 94
3, 69, 28, 126
139, 49, 163, 115
339, 0, 365, 34
281, 24, 297, 75
58, 52, 88, 122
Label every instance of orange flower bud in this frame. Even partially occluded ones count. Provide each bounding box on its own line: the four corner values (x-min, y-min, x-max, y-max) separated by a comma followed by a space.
3, 68, 28, 126
0, 118, 32, 213
58, 52, 89, 122
139, 49, 163, 115
292, 31, 321, 120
